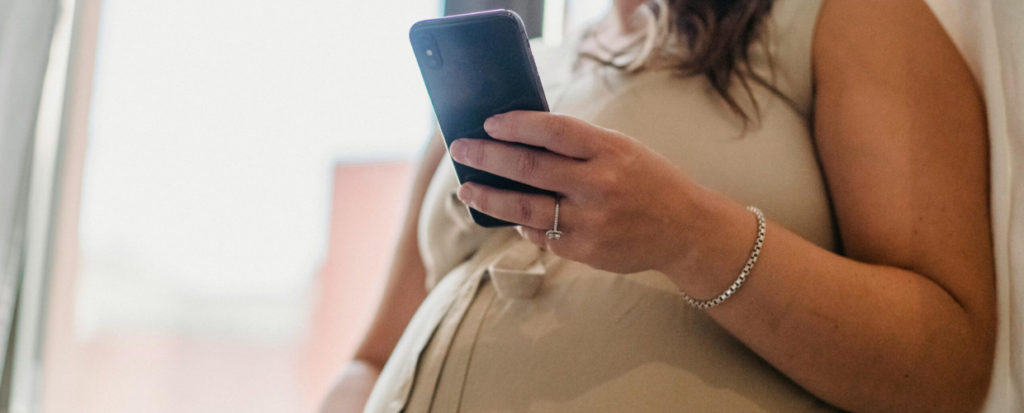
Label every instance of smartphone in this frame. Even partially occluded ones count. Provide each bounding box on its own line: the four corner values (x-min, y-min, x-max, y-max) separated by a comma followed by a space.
410, 10, 553, 228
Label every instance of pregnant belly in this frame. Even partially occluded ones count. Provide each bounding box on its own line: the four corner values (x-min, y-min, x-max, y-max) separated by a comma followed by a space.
406, 261, 840, 413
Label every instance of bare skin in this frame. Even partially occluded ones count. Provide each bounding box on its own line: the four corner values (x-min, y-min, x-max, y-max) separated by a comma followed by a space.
322, 1, 996, 412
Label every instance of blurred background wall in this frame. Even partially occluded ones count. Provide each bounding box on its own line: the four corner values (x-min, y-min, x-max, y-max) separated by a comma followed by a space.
446, 0, 545, 37
35, 1, 608, 412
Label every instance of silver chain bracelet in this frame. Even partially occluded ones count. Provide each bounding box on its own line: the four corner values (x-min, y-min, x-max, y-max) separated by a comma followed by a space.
680, 206, 766, 310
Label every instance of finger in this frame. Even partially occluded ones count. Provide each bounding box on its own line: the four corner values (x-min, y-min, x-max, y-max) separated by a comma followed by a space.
484, 111, 604, 159
516, 225, 547, 249
458, 183, 569, 230
519, 226, 550, 249
519, 226, 573, 255
450, 138, 581, 193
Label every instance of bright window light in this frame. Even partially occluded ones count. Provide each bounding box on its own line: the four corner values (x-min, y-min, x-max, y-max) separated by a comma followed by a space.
77, 0, 437, 338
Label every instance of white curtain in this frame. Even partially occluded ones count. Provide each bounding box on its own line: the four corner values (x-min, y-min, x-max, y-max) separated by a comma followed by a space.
925, 0, 1024, 411
0, 0, 60, 361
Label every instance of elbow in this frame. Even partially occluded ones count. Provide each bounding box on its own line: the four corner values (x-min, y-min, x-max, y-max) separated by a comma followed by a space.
838, 305, 997, 413
901, 268, 998, 413
863, 343, 994, 413
935, 359, 992, 413
914, 358, 992, 413
936, 334, 995, 413
899, 314, 996, 413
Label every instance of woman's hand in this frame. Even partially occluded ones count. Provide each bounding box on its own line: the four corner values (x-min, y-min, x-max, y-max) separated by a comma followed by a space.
449, 111, 710, 274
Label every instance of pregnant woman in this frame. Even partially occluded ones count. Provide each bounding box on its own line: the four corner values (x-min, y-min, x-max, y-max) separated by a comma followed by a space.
323, 0, 995, 412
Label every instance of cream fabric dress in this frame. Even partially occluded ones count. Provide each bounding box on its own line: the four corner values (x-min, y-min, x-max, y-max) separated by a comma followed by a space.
364, 1, 843, 412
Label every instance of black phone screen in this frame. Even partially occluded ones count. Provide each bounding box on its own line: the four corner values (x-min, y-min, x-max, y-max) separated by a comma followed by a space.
410, 10, 552, 227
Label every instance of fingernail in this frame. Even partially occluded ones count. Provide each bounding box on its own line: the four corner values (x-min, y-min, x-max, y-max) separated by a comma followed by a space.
457, 184, 475, 204
450, 140, 467, 162
483, 115, 502, 135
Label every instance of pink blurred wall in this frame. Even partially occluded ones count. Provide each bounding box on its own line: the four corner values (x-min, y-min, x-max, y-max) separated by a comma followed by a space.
41, 156, 414, 412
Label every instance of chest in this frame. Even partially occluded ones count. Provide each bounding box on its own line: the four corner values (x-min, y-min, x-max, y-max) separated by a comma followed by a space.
548, 67, 837, 251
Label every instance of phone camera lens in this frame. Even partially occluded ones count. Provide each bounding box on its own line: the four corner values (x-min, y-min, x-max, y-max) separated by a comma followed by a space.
414, 34, 442, 69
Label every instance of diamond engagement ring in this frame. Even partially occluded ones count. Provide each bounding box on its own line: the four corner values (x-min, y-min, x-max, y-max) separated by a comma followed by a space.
546, 197, 563, 240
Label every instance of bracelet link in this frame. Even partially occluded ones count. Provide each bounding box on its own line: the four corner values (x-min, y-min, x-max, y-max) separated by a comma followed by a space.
680, 206, 766, 310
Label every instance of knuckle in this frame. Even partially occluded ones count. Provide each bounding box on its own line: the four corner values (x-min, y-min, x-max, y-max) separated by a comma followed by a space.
514, 151, 540, 178
604, 134, 634, 159
621, 150, 641, 169
591, 171, 619, 195
576, 242, 599, 263
608, 174, 625, 196
515, 196, 533, 222
588, 210, 610, 227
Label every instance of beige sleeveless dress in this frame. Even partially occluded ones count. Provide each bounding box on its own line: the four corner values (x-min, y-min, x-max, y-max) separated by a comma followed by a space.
364, 1, 841, 412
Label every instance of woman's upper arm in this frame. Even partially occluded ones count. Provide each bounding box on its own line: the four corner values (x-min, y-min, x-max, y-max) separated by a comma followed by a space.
812, 0, 995, 317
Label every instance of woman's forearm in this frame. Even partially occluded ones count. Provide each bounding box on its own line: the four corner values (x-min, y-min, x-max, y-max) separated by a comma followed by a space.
319, 360, 382, 413
662, 192, 995, 413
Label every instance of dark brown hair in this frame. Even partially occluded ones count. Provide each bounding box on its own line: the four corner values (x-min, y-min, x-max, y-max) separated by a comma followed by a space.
582, 0, 777, 121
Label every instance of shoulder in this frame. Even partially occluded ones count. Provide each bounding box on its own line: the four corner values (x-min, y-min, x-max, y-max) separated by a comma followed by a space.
813, 0, 973, 89
811, 0, 982, 147
809, 0, 988, 267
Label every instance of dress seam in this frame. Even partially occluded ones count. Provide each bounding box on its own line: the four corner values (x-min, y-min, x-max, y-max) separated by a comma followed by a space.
419, 273, 489, 412
452, 279, 500, 413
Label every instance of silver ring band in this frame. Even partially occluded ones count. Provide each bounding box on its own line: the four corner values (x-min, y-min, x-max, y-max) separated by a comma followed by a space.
545, 197, 562, 240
